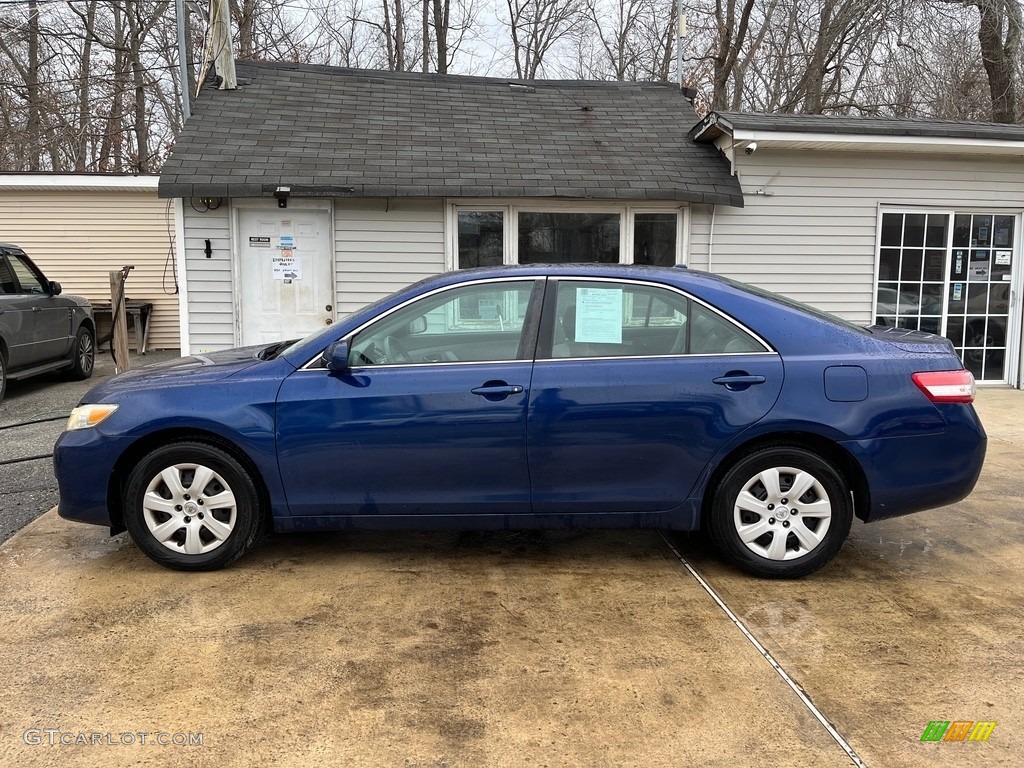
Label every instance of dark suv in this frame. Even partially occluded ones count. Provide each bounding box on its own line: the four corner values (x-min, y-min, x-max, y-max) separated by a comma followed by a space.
0, 243, 95, 403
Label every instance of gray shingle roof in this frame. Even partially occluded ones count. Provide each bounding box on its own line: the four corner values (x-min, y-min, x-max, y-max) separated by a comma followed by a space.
691, 111, 1024, 142
159, 61, 742, 206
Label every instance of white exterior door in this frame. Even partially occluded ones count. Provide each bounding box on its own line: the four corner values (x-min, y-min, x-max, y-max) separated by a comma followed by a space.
237, 206, 334, 346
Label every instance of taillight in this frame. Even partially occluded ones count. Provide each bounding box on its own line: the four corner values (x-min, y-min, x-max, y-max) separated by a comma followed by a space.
912, 370, 976, 403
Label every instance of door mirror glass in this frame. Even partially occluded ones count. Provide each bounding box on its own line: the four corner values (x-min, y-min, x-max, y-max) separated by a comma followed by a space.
323, 340, 350, 372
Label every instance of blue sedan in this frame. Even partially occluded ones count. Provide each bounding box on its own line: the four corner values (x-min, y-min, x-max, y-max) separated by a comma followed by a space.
54, 265, 986, 577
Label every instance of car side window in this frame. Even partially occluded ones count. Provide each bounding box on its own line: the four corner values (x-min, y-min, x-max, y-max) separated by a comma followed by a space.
349, 280, 538, 366
546, 280, 764, 359
8, 254, 47, 295
0, 257, 18, 295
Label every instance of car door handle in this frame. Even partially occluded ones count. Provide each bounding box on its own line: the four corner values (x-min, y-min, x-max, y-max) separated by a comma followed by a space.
712, 373, 767, 391
471, 383, 524, 400
33, 306, 42, 312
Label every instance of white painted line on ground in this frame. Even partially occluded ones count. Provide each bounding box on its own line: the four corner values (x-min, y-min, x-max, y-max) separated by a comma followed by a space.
660, 533, 867, 768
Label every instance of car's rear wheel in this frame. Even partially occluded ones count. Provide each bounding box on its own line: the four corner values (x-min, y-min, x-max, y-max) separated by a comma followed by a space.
123, 441, 263, 570
66, 325, 95, 380
707, 446, 853, 578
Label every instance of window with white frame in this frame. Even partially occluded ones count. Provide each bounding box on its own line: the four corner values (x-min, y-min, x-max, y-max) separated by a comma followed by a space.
452, 205, 683, 269
876, 209, 1019, 383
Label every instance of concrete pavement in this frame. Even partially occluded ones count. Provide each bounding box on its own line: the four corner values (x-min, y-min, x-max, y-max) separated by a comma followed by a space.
0, 389, 1021, 766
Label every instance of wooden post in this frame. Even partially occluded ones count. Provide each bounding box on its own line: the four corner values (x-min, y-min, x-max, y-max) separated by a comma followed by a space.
109, 270, 131, 373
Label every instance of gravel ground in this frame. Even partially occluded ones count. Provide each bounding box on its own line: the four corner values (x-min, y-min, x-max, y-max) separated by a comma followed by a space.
0, 348, 180, 543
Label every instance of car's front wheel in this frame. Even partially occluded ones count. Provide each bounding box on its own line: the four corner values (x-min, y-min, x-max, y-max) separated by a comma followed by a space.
123, 441, 264, 570
706, 446, 853, 578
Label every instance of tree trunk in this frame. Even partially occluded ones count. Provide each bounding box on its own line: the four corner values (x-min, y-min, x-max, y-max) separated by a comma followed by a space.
975, 0, 1020, 122
75, 0, 98, 171
27, 0, 41, 170
433, 0, 449, 74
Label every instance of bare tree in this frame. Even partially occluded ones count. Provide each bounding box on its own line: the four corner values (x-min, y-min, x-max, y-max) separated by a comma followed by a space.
504, 0, 585, 78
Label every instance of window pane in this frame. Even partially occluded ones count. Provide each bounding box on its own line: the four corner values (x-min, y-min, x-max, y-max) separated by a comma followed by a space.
547, 280, 762, 359
457, 211, 503, 269
971, 215, 992, 247
993, 215, 1014, 248
633, 213, 677, 266
952, 214, 971, 248
9, 255, 46, 294
900, 250, 923, 281
903, 213, 926, 246
925, 214, 947, 247
518, 212, 619, 264
878, 249, 900, 281
923, 249, 944, 281
351, 281, 536, 365
0, 258, 17, 294
880, 214, 902, 247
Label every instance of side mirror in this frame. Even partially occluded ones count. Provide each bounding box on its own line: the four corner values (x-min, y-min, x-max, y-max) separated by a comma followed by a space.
407, 316, 427, 335
323, 340, 350, 372
48, 281, 62, 296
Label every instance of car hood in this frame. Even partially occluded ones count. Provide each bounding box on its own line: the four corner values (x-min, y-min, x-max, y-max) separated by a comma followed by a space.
82, 345, 269, 401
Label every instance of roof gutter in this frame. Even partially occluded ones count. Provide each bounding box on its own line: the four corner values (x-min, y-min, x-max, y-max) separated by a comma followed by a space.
0, 174, 159, 192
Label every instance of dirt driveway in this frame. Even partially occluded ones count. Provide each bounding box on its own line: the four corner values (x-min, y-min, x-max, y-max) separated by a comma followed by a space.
0, 390, 1021, 767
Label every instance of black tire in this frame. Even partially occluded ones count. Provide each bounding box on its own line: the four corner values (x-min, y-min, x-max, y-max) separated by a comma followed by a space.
66, 325, 95, 380
706, 446, 853, 578
123, 441, 264, 571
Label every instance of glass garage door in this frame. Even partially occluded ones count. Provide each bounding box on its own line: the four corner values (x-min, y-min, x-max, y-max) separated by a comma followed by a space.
877, 211, 1018, 383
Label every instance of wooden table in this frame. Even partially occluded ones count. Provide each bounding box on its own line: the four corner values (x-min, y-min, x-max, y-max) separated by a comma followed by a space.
93, 300, 154, 354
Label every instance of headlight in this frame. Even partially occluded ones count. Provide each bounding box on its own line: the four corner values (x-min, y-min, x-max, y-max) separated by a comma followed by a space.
66, 404, 119, 431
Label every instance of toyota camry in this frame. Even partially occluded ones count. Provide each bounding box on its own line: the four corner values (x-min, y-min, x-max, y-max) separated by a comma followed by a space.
54, 265, 986, 577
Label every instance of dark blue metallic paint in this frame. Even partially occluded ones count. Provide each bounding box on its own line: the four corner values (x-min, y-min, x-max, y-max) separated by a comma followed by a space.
54, 264, 986, 542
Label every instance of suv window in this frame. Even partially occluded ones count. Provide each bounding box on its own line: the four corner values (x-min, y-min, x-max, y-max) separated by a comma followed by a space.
0, 257, 18, 294
8, 253, 48, 294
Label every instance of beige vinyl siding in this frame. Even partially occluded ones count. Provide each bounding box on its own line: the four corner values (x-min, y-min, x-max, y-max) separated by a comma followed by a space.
0, 190, 180, 349
334, 198, 445, 316
689, 150, 1024, 325
182, 202, 234, 352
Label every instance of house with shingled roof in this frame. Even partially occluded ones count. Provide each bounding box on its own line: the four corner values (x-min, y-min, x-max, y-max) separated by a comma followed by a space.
160, 61, 1024, 387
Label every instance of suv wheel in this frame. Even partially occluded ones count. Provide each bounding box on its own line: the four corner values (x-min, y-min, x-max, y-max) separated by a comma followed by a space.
67, 325, 95, 380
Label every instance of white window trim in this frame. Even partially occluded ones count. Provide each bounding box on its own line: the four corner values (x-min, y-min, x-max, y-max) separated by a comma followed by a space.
874, 205, 1024, 387
446, 200, 687, 271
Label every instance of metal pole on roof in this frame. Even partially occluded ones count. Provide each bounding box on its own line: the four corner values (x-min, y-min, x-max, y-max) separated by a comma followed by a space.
176, 0, 191, 120
676, 12, 687, 89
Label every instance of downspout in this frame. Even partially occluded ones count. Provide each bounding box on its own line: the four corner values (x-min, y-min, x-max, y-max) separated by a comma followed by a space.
708, 204, 717, 274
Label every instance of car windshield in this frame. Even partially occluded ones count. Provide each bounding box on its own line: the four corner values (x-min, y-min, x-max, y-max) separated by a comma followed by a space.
717, 275, 870, 335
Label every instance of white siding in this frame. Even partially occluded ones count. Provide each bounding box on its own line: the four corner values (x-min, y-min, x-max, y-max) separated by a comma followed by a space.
0, 190, 180, 349
183, 202, 234, 352
334, 198, 445, 316
690, 151, 1024, 324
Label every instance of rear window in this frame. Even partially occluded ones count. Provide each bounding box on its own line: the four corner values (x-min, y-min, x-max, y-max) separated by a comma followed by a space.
716, 275, 870, 335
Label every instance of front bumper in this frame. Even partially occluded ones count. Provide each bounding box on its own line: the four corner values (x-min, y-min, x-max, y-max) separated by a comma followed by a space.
53, 428, 132, 529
